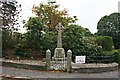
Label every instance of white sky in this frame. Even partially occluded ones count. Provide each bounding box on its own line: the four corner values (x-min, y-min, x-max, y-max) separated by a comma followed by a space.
17, 0, 119, 33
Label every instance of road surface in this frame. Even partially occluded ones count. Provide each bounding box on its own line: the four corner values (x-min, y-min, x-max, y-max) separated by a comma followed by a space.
1, 66, 119, 79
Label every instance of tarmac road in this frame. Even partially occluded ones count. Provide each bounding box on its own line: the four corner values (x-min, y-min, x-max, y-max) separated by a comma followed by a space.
1, 66, 119, 79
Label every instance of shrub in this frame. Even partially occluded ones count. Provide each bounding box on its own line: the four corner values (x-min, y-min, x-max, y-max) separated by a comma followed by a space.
112, 49, 120, 66
117, 49, 120, 66
62, 25, 103, 59
96, 36, 113, 51
15, 43, 31, 57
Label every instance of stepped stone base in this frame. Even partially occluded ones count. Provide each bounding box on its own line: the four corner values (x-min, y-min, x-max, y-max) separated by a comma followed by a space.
50, 61, 67, 70
50, 48, 66, 70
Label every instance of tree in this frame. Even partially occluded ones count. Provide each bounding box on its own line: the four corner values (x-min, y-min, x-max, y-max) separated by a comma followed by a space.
24, 17, 46, 52
2, 31, 22, 50
32, 3, 77, 30
63, 24, 102, 57
0, 0, 22, 50
22, 2, 78, 53
0, 0, 21, 31
97, 13, 120, 49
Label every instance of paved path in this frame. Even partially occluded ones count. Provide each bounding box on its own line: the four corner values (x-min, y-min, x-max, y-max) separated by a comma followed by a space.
1, 66, 119, 79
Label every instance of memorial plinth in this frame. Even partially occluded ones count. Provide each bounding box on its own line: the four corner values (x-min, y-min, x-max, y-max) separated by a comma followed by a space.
54, 48, 65, 58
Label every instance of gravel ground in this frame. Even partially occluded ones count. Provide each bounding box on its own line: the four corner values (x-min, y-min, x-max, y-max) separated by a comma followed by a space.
1, 66, 119, 79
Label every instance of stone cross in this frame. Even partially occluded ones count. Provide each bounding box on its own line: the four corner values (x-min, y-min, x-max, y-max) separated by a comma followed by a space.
56, 22, 64, 48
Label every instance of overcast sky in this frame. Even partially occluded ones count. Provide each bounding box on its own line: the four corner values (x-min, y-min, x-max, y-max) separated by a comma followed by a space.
17, 0, 120, 33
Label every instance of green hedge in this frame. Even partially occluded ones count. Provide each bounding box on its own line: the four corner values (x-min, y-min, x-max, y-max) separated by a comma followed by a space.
96, 36, 114, 51
113, 49, 120, 66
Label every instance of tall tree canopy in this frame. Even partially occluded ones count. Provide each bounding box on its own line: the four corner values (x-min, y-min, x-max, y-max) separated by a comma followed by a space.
0, 0, 21, 50
63, 24, 101, 56
23, 2, 78, 52
32, 3, 77, 30
24, 17, 45, 51
23, 2, 101, 57
0, 0, 21, 31
97, 13, 120, 49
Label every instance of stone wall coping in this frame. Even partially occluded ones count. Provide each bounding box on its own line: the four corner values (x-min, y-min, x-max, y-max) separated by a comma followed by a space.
1, 58, 118, 69
1, 59, 46, 66
72, 62, 118, 68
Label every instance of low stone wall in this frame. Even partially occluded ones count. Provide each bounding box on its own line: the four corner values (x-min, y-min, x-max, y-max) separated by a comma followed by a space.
1, 59, 118, 73
2, 61, 46, 71
72, 63, 118, 73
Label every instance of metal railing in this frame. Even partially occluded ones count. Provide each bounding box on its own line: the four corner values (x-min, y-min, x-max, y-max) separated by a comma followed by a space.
86, 55, 116, 63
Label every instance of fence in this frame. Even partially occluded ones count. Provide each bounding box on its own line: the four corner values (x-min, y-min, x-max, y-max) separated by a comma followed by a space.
86, 55, 116, 63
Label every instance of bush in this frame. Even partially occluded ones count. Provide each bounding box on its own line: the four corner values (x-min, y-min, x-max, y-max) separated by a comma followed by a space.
62, 25, 103, 59
15, 43, 31, 57
117, 49, 120, 66
96, 36, 114, 51
112, 49, 120, 66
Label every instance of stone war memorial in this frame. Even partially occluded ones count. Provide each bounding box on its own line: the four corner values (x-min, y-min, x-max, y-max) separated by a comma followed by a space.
46, 22, 72, 72
1, 0, 119, 79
